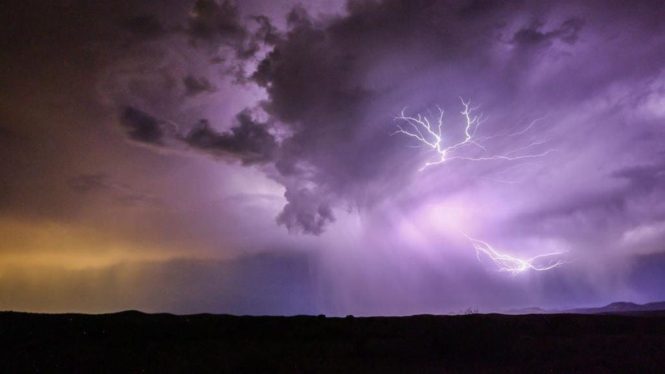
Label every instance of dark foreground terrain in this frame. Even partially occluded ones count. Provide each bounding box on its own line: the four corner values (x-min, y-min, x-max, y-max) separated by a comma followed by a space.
1, 311, 665, 373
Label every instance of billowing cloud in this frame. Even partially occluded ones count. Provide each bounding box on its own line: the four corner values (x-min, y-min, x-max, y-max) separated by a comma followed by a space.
113, 0, 665, 240
276, 187, 334, 235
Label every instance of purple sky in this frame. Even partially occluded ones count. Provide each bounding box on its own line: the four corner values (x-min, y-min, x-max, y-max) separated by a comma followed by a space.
1, 0, 665, 315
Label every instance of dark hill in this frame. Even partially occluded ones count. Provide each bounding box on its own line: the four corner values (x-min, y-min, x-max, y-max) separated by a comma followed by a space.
1, 311, 665, 372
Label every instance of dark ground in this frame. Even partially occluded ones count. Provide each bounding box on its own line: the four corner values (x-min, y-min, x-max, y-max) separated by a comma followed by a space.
1, 311, 665, 373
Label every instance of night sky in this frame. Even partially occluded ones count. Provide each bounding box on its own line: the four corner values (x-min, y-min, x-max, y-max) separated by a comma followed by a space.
2, 0, 665, 315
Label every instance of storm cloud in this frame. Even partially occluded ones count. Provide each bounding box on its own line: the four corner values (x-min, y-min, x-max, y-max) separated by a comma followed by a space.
114, 0, 665, 239
3, 0, 665, 314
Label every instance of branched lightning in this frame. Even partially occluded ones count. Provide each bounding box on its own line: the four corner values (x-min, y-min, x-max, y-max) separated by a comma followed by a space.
393, 98, 555, 171
393, 98, 565, 273
464, 234, 566, 274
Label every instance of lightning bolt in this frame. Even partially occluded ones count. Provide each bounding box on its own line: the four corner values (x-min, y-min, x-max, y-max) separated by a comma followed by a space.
464, 234, 566, 274
393, 99, 565, 273
393, 98, 555, 171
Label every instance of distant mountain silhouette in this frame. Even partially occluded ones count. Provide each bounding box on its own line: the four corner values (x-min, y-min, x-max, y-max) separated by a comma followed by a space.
507, 301, 665, 315
567, 301, 665, 314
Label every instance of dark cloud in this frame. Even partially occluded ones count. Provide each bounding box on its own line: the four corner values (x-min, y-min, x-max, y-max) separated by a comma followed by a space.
512, 18, 584, 48
184, 110, 277, 165
241, 0, 665, 236
187, 0, 247, 44
118, 107, 276, 165
246, 0, 533, 233
183, 75, 216, 96
251, 15, 280, 46
184, 0, 281, 62
119, 107, 166, 145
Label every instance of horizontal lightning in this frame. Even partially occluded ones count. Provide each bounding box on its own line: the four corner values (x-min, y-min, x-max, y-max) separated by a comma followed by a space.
465, 234, 566, 274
